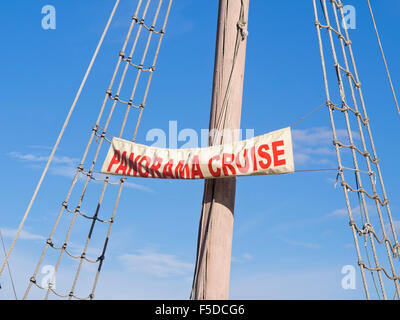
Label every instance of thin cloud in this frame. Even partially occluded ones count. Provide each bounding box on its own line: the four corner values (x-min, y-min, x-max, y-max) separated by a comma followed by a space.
0, 228, 45, 241
327, 204, 376, 218
385, 220, 400, 237
124, 181, 154, 193
49, 165, 77, 178
119, 250, 194, 278
243, 253, 253, 260
330, 207, 349, 217
232, 253, 253, 263
8, 151, 153, 192
28, 145, 53, 150
278, 236, 321, 249
292, 127, 359, 146
292, 127, 359, 165
1, 227, 102, 263
7, 151, 78, 165
8, 150, 80, 180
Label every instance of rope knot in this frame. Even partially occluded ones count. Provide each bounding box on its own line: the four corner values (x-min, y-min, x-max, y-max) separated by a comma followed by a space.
326, 101, 336, 110
331, 0, 344, 9
372, 157, 379, 164
390, 243, 399, 259
237, 20, 248, 40
349, 220, 356, 227
340, 102, 349, 112
338, 34, 345, 42
363, 223, 373, 233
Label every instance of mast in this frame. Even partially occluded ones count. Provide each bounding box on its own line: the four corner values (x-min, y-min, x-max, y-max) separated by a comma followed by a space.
191, 0, 249, 300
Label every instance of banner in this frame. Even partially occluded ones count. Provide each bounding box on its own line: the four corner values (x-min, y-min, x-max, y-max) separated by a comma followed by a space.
101, 127, 294, 179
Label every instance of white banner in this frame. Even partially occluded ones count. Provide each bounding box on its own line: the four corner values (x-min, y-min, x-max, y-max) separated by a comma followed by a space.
101, 127, 294, 179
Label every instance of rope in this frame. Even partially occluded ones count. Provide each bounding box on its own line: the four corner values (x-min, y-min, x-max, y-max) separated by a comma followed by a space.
0, 229, 18, 300
24, 0, 146, 298
295, 168, 337, 173
313, 0, 400, 300
290, 102, 326, 127
366, 0, 400, 119
23, 0, 173, 300
43, 0, 160, 299
355, 171, 381, 299
0, 0, 121, 280
119, 0, 163, 139
211, 0, 248, 146
319, 0, 390, 299
191, 0, 248, 300
69, 0, 172, 300
335, 0, 400, 292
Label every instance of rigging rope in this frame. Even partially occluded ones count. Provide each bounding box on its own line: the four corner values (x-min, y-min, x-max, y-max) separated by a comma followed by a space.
0, 0, 121, 280
313, 0, 400, 300
355, 171, 381, 299
366, 0, 400, 119
289, 102, 326, 128
190, 0, 248, 300
44, 0, 163, 300
211, 0, 248, 146
6, 0, 398, 301
22, 0, 173, 300
0, 229, 18, 300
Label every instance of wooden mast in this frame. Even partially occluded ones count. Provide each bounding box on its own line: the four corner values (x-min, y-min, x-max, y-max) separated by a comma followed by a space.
191, 0, 249, 300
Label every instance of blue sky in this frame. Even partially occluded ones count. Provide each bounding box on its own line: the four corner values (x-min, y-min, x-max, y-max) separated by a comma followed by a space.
1, 0, 400, 300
